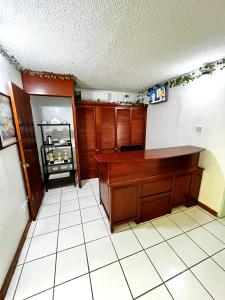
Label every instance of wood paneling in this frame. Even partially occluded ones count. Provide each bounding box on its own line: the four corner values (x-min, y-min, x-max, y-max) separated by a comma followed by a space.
77, 106, 97, 179
111, 184, 138, 223
173, 173, 192, 206
100, 179, 109, 216
21, 72, 74, 96
190, 168, 203, 203
116, 108, 130, 147
96, 146, 205, 232
76, 102, 147, 180
141, 178, 172, 197
98, 107, 116, 152
141, 193, 171, 221
131, 107, 146, 145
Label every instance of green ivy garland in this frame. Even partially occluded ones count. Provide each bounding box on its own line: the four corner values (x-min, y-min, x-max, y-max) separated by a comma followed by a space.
0, 44, 77, 85
139, 57, 225, 95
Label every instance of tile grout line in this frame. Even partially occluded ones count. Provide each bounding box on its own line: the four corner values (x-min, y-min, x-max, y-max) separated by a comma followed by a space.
17, 209, 225, 299
11, 184, 225, 300
52, 187, 63, 300
128, 223, 175, 300
164, 210, 225, 272
150, 217, 216, 300
93, 183, 135, 299
77, 187, 95, 300
12, 204, 41, 300
101, 217, 135, 299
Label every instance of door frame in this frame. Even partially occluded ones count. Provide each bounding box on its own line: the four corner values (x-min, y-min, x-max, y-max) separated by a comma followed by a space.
20, 72, 81, 187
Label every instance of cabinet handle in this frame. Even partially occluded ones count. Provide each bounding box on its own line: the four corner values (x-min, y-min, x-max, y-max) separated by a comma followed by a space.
96, 149, 99, 152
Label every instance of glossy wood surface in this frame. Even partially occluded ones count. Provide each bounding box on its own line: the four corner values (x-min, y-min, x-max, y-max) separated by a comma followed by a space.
21, 72, 74, 96
95, 146, 204, 163
77, 105, 98, 179
76, 102, 147, 180
97, 146, 205, 232
9, 82, 44, 220
116, 108, 130, 147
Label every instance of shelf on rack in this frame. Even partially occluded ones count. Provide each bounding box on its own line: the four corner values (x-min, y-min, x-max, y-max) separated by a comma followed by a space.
47, 171, 75, 188
37, 123, 70, 126
48, 169, 73, 175
42, 143, 72, 148
45, 160, 72, 167
39, 121, 75, 191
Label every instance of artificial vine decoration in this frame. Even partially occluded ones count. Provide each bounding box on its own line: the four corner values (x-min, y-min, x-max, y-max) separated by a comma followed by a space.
139, 57, 225, 95
22, 69, 76, 83
0, 44, 77, 85
0, 44, 23, 71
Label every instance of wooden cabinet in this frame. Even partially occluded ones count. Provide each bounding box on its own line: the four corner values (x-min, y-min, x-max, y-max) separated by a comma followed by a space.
76, 102, 147, 179
77, 105, 98, 179
116, 108, 130, 148
97, 107, 116, 153
96, 146, 204, 232
131, 107, 146, 145
173, 172, 192, 206
111, 183, 139, 223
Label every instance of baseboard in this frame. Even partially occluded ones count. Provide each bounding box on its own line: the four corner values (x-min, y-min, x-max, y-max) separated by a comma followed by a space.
0, 218, 31, 300
197, 201, 218, 217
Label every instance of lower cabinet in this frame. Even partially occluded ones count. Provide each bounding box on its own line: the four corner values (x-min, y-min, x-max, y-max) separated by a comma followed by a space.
173, 172, 192, 206
141, 192, 171, 222
103, 168, 203, 231
111, 183, 138, 223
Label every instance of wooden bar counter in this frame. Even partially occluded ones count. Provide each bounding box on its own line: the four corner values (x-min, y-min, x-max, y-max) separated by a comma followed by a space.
95, 146, 205, 232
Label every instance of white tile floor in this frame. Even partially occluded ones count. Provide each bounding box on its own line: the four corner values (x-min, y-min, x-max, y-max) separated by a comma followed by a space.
5, 178, 225, 300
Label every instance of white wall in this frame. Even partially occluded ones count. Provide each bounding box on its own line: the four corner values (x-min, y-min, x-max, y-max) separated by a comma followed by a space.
146, 69, 225, 215
0, 55, 29, 287
80, 89, 137, 102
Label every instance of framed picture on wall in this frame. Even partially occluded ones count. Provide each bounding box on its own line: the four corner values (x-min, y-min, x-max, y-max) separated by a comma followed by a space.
149, 84, 167, 104
0, 92, 17, 149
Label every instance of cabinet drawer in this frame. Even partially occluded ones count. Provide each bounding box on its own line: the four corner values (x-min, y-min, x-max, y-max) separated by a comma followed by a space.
141, 193, 170, 221
141, 178, 172, 197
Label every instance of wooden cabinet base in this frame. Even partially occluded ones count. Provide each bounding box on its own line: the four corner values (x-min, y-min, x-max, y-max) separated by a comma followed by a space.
96, 146, 204, 232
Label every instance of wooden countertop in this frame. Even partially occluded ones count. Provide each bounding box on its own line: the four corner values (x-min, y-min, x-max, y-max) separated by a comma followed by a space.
95, 146, 205, 163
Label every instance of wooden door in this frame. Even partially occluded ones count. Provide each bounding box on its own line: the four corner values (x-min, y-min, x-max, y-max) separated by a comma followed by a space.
116, 108, 130, 148
9, 82, 44, 220
77, 105, 97, 179
131, 107, 146, 147
97, 106, 116, 153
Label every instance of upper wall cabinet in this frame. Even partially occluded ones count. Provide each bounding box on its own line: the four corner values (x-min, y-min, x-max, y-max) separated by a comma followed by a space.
76, 102, 147, 179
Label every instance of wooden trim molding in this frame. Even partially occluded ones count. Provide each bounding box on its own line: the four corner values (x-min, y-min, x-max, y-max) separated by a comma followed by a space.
197, 201, 218, 217
0, 219, 31, 300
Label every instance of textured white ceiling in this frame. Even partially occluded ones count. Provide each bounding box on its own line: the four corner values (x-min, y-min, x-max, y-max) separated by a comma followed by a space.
1, 0, 225, 92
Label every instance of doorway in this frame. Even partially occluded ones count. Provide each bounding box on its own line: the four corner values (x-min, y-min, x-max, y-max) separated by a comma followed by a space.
30, 95, 77, 191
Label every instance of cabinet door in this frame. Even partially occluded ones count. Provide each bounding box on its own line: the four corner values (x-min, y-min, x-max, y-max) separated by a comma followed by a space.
111, 184, 138, 223
173, 173, 192, 206
98, 107, 116, 153
116, 108, 130, 148
131, 107, 146, 146
77, 106, 97, 179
